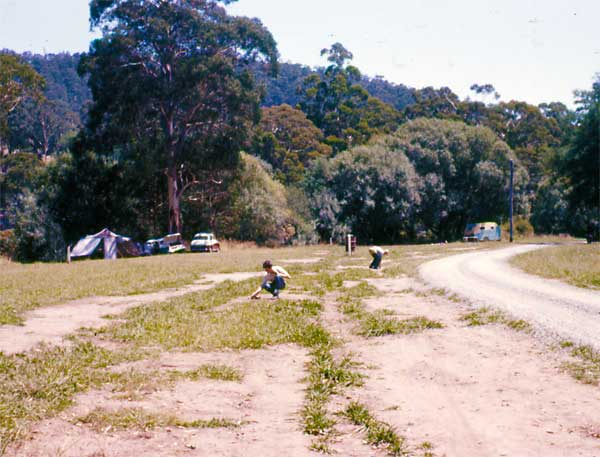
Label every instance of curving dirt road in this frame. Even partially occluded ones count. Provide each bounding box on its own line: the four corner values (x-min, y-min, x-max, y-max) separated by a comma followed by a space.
419, 244, 600, 349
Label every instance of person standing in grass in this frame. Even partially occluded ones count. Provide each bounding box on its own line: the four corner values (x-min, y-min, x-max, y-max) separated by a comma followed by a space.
368, 246, 389, 269
250, 260, 291, 299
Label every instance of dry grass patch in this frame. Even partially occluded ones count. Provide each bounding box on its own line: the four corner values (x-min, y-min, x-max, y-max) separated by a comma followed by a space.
0, 245, 335, 325
110, 363, 242, 400
511, 244, 600, 290
336, 280, 443, 338
359, 313, 444, 338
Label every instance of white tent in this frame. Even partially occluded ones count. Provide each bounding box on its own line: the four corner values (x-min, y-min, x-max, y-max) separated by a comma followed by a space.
70, 228, 131, 260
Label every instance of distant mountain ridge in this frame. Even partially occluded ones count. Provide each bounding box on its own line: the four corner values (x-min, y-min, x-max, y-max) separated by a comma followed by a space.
15, 52, 414, 121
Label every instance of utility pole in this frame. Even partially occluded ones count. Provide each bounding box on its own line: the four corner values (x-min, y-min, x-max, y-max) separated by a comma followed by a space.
509, 160, 514, 243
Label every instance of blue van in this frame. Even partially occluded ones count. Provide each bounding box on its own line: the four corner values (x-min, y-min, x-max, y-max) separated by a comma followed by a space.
463, 222, 501, 242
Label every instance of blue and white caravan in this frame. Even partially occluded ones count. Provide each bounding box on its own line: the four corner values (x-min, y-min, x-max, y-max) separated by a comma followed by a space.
463, 222, 501, 242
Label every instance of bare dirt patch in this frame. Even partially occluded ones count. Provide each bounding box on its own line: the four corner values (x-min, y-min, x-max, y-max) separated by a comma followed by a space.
7, 345, 312, 457
280, 258, 324, 264
344, 298, 600, 456
366, 275, 428, 294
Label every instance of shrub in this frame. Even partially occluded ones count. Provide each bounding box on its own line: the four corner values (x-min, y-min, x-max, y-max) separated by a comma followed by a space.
9, 191, 65, 262
502, 217, 534, 238
0, 230, 16, 259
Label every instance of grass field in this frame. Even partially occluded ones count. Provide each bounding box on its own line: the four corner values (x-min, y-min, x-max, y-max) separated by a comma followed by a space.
0, 242, 496, 326
0, 241, 484, 453
0, 239, 595, 454
0, 245, 327, 325
511, 243, 600, 289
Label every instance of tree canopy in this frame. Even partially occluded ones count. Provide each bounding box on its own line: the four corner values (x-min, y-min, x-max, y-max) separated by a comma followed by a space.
251, 104, 331, 184
80, 0, 278, 234
306, 118, 527, 243
562, 78, 600, 232
298, 43, 402, 153
0, 53, 45, 150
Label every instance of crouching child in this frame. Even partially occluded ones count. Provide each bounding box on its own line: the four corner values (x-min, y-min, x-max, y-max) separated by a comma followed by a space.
250, 260, 291, 299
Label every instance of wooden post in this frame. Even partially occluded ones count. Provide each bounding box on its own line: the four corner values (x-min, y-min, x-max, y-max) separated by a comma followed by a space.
67, 245, 71, 264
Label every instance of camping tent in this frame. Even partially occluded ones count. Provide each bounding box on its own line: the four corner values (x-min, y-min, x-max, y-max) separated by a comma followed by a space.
70, 228, 140, 260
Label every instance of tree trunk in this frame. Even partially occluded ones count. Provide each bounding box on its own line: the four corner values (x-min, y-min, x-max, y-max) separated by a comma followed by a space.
167, 164, 182, 234
165, 111, 182, 235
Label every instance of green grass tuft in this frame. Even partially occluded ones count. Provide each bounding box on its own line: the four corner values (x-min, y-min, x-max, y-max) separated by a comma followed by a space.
562, 344, 600, 385
76, 407, 238, 431
460, 307, 531, 333
359, 313, 443, 338
460, 307, 504, 326
343, 402, 406, 456
186, 364, 243, 382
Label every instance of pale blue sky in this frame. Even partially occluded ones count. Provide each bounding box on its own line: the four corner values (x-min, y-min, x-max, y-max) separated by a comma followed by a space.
1, 0, 598, 107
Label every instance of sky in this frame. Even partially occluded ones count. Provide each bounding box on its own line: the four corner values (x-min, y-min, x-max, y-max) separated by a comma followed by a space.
1, 0, 599, 107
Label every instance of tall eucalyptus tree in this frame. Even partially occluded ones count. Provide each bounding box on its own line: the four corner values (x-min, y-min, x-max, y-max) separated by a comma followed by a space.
80, 0, 278, 233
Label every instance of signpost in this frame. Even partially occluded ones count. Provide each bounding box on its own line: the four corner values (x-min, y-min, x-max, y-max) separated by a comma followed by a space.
346, 234, 357, 255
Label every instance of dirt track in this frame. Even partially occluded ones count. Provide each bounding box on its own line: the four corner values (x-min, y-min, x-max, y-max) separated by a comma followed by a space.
419, 244, 600, 349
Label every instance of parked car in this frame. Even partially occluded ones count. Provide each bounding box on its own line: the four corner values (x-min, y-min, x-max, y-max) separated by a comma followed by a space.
191, 232, 220, 252
144, 238, 164, 255
463, 222, 501, 241
163, 233, 186, 253
145, 233, 186, 254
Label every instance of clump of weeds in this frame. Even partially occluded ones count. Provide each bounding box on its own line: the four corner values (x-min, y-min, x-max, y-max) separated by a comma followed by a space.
342, 401, 407, 456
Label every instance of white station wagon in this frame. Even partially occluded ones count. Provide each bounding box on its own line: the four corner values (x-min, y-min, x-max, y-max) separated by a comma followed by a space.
190, 232, 220, 252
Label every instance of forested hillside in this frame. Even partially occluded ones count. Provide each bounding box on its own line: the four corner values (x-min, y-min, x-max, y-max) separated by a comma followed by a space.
252, 61, 414, 111
24, 52, 90, 122
0, 0, 597, 262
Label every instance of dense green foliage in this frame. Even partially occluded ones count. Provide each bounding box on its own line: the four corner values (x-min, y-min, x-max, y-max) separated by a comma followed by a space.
6, 53, 87, 157
24, 53, 91, 122
0, 53, 45, 149
563, 80, 600, 235
8, 189, 65, 262
252, 61, 414, 111
251, 104, 332, 184
217, 153, 312, 244
306, 118, 526, 243
298, 43, 402, 153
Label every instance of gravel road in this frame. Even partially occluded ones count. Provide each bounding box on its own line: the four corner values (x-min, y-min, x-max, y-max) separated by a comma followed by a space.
419, 244, 600, 349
